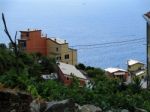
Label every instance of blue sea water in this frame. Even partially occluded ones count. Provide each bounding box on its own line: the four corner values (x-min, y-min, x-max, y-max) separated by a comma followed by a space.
0, 0, 150, 69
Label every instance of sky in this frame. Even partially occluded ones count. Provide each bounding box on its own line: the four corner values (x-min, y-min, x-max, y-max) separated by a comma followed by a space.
0, 0, 150, 68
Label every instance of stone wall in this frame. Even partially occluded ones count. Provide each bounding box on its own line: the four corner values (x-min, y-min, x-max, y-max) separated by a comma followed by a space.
0, 89, 33, 112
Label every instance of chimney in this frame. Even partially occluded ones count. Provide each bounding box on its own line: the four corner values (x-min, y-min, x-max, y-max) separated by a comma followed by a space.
64, 40, 66, 43
28, 28, 30, 31
55, 38, 56, 41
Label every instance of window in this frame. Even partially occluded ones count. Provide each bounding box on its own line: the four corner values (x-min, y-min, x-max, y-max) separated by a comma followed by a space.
56, 56, 61, 60
20, 41, 26, 48
26, 33, 29, 37
64, 54, 69, 59
66, 77, 69, 80
56, 47, 59, 51
128, 65, 131, 69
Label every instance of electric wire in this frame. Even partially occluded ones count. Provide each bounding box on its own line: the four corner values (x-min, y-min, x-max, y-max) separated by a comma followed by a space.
69, 38, 145, 50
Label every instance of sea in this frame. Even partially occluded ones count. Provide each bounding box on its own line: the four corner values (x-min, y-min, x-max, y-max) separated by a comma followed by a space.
0, 0, 150, 69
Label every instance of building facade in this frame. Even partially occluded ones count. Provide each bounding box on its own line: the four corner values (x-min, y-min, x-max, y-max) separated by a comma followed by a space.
47, 38, 77, 65
18, 29, 77, 65
57, 62, 88, 86
105, 67, 129, 81
19, 29, 47, 55
127, 59, 146, 79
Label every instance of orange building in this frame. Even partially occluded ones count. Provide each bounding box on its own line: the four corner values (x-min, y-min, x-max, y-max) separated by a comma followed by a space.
19, 29, 47, 55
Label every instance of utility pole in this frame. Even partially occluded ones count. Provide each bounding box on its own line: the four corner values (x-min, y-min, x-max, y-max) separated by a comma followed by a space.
144, 13, 150, 88
146, 23, 150, 88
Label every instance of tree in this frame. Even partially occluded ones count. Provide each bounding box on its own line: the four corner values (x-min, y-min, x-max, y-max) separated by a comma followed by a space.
2, 13, 19, 74
76, 63, 86, 70
0, 43, 7, 49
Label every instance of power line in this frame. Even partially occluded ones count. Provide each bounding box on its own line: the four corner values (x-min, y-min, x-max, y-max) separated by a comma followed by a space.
76, 40, 145, 50
70, 38, 145, 48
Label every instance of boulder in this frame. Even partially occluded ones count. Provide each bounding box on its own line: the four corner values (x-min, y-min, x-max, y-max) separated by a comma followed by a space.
0, 89, 33, 112
30, 100, 40, 112
105, 110, 113, 112
79, 104, 102, 112
121, 109, 129, 112
134, 107, 148, 112
44, 99, 76, 112
30, 99, 47, 112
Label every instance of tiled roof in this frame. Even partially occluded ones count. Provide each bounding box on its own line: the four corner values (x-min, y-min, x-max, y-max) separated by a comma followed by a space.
58, 62, 87, 79
105, 67, 127, 73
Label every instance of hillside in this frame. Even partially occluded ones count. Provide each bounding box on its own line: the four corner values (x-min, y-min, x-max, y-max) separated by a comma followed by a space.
0, 46, 150, 112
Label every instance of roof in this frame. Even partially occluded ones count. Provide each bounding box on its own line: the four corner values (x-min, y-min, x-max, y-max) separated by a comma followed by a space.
69, 48, 77, 51
49, 38, 67, 44
144, 11, 150, 25
58, 62, 87, 80
20, 29, 41, 32
105, 67, 127, 73
18, 39, 27, 41
127, 59, 144, 66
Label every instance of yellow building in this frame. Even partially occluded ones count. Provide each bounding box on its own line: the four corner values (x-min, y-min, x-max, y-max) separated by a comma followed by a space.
47, 38, 77, 65
127, 59, 146, 79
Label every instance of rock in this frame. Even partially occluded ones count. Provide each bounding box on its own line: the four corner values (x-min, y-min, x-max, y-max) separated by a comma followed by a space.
121, 109, 129, 112
105, 110, 113, 112
79, 104, 102, 112
40, 101, 47, 112
30, 100, 40, 112
10, 109, 16, 112
75, 103, 82, 110
30, 99, 47, 112
44, 99, 76, 112
0, 89, 33, 112
135, 107, 148, 112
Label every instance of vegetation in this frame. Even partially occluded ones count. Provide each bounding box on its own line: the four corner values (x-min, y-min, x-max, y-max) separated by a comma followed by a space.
0, 46, 150, 111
